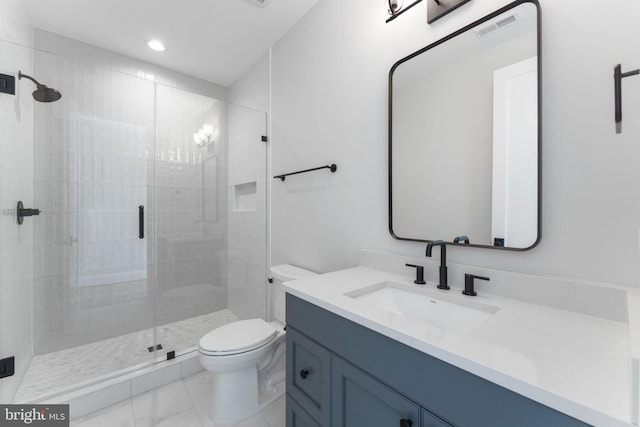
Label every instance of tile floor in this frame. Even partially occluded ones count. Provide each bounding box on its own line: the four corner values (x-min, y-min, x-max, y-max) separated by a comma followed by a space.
70, 370, 285, 427
16, 310, 240, 402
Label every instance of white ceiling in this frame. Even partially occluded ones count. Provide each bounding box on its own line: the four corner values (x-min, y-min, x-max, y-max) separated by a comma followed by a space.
23, 0, 318, 87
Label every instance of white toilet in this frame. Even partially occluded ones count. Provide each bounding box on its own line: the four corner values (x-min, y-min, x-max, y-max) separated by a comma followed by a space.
198, 264, 317, 425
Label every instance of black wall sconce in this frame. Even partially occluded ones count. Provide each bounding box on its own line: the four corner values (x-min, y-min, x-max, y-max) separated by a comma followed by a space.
386, 0, 471, 24
387, 0, 423, 23
614, 64, 639, 134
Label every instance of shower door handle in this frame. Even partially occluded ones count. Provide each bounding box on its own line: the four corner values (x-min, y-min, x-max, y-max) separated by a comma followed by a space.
139, 205, 144, 239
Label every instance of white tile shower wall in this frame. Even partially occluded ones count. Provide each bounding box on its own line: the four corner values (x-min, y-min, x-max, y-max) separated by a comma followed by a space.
0, 38, 34, 403
0, 0, 31, 46
270, 0, 640, 288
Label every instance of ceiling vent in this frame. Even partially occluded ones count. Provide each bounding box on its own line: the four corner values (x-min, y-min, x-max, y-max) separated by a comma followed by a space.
474, 13, 519, 38
246, 0, 269, 6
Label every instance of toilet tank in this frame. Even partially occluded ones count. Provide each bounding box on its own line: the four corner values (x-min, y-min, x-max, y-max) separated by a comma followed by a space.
270, 264, 317, 324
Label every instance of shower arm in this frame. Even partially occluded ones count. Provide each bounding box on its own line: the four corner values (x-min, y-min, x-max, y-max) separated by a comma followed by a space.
18, 71, 42, 86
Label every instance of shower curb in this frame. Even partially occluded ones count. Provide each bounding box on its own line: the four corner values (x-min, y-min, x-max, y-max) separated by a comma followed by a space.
22, 350, 203, 420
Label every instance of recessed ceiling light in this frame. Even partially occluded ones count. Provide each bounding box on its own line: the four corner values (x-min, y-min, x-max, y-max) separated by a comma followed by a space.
147, 40, 165, 52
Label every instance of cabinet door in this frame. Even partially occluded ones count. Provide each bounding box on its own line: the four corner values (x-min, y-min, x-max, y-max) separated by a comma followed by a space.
422, 409, 453, 427
287, 327, 332, 426
287, 395, 322, 427
332, 356, 421, 427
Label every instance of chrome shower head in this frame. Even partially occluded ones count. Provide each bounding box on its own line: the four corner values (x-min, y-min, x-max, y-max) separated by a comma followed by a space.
18, 71, 62, 103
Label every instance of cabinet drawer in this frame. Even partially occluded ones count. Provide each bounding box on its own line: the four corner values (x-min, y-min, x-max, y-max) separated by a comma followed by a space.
287, 395, 322, 427
332, 356, 421, 427
287, 327, 331, 426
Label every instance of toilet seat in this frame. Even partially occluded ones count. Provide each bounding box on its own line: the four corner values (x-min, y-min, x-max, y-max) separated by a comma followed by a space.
199, 318, 277, 356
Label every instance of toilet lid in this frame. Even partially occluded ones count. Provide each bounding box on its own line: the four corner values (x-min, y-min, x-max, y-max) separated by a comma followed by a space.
199, 319, 277, 355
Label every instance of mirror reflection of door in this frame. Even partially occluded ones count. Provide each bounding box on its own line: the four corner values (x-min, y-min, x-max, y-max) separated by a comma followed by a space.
491, 57, 538, 248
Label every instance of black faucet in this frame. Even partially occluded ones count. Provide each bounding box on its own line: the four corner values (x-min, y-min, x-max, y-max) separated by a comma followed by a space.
426, 240, 449, 290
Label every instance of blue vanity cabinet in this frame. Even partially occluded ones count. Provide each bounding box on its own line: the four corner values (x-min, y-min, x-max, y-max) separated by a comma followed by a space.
287, 395, 322, 427
286, 294, 591, 427
287, 327, 332, 426
421, 409, 453, 427
331, 356, 425, 427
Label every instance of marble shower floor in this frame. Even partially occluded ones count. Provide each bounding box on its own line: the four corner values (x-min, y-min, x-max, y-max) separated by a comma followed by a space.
14, 309, 240, 403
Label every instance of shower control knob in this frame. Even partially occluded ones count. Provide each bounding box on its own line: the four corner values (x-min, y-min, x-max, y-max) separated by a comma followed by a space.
16, 201, 40, 225
300, 369, 309, 379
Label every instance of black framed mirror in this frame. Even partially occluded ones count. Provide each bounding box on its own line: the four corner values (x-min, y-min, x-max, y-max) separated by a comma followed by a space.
389, 0, 541, 250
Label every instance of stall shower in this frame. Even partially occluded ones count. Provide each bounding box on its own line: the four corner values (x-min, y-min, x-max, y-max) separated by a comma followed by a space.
0, 33, 268, 403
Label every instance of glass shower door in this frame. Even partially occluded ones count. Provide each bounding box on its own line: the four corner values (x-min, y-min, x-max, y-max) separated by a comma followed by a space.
227, 104, 269, 322
22, 50, 158, 401
0, 38, 36, 404
153, 84, 233, 360
4, 40, 268, 402
153, 87, 269, 359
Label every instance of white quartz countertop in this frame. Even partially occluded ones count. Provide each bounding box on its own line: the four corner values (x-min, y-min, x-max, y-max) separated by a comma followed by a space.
284, 266, 632, 427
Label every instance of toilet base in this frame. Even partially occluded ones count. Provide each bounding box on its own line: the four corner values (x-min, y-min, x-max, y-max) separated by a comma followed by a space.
209, 365, 257, 425
207, 366, 285, 426
199, 322, 287, 426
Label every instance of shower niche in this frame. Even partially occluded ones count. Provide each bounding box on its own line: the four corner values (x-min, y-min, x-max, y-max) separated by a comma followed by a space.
234, 181, 258, 212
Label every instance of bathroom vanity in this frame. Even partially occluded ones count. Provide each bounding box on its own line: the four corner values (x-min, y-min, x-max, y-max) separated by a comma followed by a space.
284, 251, 634, 427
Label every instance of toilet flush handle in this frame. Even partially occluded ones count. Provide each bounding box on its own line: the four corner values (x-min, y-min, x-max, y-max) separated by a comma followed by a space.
300, 369, 310, 379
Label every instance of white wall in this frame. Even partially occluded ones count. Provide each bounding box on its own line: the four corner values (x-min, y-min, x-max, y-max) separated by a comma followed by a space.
229, 53, 270, 114
271, 0, 640, 287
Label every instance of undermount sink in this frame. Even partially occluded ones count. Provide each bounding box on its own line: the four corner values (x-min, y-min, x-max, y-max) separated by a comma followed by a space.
344, 281, 499, 334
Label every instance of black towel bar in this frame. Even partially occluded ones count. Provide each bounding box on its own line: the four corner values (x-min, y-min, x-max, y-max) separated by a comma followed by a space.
274, 164, 337, 182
